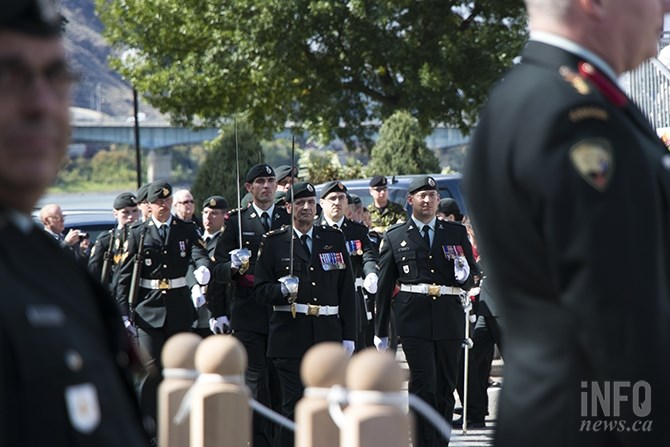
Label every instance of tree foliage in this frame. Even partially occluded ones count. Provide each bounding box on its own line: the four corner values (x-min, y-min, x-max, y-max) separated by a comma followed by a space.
97, 0, 527, 148
368, 110, 440, 175
191, 120, 263, 210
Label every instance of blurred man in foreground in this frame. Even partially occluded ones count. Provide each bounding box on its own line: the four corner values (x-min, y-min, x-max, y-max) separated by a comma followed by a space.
0, 1, 148, 445
464, 0, 670, 445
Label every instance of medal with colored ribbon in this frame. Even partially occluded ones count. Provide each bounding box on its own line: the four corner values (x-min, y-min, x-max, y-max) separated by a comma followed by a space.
346, 239, 363, 256
319, 252, 346, 271
179, 240, 186, 257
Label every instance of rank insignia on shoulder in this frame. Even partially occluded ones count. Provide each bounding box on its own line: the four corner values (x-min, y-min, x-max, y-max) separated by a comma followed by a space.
569, 138, 614, 191
568, 106, 608, 123
560, 66, 590, 95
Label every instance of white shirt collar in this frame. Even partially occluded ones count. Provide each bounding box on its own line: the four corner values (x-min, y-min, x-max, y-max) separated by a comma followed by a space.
324, 216, 345, 228
252, 202, 274, 218
294, 227, 314, 239
529, 31, 620, 84
151, 214, 172, 228
411, 216, 436, 231
203, 229, 221, 240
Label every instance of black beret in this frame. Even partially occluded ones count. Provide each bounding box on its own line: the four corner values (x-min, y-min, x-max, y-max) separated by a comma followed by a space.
136, 183, 151, 203
438, 198, 462, 220
246, 164, 275, 183
369, 175, 388, 187
275, 165, 298, 182
3, 0, 63, 36
203, 195, 229, 210
320, 181, 348, 199
350, 193, 362, 205
274, 190, 287, 205
146, 180, 172, 202
113, 192, 138, 210
286, 182, 316, 203
407, 176, 438, 194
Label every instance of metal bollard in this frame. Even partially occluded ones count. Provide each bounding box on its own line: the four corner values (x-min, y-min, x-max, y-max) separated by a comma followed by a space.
158, 332, 202, 447
340, 349, 411, 447
296, 342, 350, 447
189, 335, 251, 447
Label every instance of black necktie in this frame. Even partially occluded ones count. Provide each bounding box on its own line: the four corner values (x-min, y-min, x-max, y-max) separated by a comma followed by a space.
261, 212, 270, 232
422, 225, 431, 248
204, 236, 211, 244
332, 223, 339, 229
159, 225, 167, 244
300, 234, 311, 257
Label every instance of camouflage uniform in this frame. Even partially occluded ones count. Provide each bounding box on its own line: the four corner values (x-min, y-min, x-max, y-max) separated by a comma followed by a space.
367, 201, 406, 234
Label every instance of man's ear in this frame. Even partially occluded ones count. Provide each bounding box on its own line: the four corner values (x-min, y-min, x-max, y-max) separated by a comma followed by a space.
578, 0, 605, 20
244, 182, 252, 193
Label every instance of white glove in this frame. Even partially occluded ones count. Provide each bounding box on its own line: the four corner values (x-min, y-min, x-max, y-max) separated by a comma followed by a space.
363, 272, 378, 294
122, 316, 137, 338
342, 340, 355, 356
454, 256, 470, 283
209, 316, 231, 334
229, 248, 251, 270
191, 285, 206, 308
278, 275, 299, 297
374, 336, 389, 351
193, 265, 211, 285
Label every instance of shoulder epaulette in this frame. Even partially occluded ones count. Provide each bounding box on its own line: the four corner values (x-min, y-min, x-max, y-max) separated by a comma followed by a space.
266, 225, 289, 237
386, 222, 405, 233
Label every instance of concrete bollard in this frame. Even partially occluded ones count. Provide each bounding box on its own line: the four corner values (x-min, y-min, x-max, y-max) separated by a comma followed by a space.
189, 335, 251, 447
296, 342, 350, 447
158, 332, 202, 447
340, 348, 411, 447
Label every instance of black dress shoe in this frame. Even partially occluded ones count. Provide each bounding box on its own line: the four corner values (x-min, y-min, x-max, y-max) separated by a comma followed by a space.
452, 418, 486, 429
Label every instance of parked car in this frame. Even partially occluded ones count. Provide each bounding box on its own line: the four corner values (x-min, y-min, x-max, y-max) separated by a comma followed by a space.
315, 173, 467, 216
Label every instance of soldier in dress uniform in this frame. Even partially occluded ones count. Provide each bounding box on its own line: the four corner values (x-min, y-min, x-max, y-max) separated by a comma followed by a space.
254, 181, 357, 447
116, 180, 211, 436
275, 164, 298, 192
463, 1, 670, 446
367, 175, 406, 233
135, 183, 152, 222
88, 192, 140, 292
318, 181, 379, 350
213, 163, 290, 447
0, 1, 149, 445
189, 195, 229, 337
375, 176, 478, 447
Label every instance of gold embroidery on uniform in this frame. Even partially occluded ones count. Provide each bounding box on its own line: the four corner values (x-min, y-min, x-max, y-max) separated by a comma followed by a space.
560, 66, 590, 95
569, 107, 608, 122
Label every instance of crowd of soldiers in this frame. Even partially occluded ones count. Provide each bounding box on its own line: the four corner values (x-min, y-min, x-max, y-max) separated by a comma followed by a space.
63, 161, 492, 447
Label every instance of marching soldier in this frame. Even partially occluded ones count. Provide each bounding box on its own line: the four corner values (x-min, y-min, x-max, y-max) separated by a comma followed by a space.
254, 181, 356, 447
367, 175, 406, 234
116, 180, 211, 436
318, 181, 379, 350
213, 164, 290, 447
374, 176, 478, 447
135, 183, 152, 222
88, 192, 140, 292
192, 195, 230, 337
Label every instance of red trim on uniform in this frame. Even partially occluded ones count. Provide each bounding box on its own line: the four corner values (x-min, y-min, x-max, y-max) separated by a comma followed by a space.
578, 62, 628, 107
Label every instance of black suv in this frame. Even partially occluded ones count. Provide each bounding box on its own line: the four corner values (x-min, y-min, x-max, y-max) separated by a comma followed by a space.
316, 173, 466, 216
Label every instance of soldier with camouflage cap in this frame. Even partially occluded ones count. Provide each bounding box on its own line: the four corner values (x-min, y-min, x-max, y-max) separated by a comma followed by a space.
367, 175, 406, 233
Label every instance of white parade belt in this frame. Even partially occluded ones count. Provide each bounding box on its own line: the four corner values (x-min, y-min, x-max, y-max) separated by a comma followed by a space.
139, 277, 187, 290
399, 283, 463, 296
274, 303, 339, 316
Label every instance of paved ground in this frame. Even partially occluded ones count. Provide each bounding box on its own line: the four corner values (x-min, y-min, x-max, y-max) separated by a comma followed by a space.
395, 345, 502, 447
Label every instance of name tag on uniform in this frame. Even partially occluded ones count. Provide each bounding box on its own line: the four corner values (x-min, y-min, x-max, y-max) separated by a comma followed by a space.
346, 239, 363, 256
319, 252, 346, 271
242, 231, 255, 236
26, 305, 65, 327
65, 383, 101, 434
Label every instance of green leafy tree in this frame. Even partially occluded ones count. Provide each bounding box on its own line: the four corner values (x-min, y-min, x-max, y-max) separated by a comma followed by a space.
368, 110, 440, 175
191, 120, 263, 210
97, 0, 527, 149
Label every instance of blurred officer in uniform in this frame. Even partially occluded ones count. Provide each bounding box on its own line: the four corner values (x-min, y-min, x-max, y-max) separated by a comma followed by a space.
375, 176, 478, 447
213, 163, 290, 447
319, 181, 379, 350
367, 175, 406, 233
436, 198, 463, 222
275, 164, 298, 192
88, 192, 140, 292
0, 1, 148, 445
255, 181, 356, 447
116, 180, 211, 436
190, 195, 229, 337
464, 1, 670, 446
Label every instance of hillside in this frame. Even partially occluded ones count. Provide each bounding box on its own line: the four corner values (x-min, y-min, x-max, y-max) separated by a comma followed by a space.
62, 0, 163, 121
